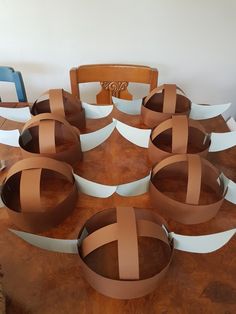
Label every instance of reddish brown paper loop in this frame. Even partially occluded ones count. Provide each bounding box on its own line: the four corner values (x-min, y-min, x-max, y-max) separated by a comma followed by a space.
148, 115, 210, 165
1, 157, 77, 232
150, 154, 225, 224
31, 89, 86, 129
77, 207, 173, 299
141, 84, 191, 128
19, 113, 82, 166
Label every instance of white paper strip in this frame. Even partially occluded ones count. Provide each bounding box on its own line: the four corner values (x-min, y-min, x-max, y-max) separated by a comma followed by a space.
171, 228, 236, 253
209, 131, 236, 152
9, 229, 79, 254
190, 103, 231, 120
74, 174, 117, 198
116, 173, 151, 196
114, 119, 151, 148
82, 102, 113, 119
74, 172, 150, 198
112, 96, 142, 115
80, 121, 116, 152
0, 130, 20, 147
227, 117, 236, 131
220, 173, 236, 204
0, 107, 31, 123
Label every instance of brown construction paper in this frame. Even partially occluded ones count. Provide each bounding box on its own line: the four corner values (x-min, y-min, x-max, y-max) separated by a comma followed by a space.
77, 207, 173, 299
148, 115, 210, 164
1, 157, 78, 232
19, 113, 82, 166
31, 89, 86, 129
141, 84, 191, 127
150, 154, 225, 224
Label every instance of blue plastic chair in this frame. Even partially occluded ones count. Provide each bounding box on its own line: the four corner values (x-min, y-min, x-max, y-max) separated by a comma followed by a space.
0, 66, 27, 102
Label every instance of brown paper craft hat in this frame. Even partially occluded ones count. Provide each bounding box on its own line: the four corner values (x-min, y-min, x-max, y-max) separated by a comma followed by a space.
19, 113, 82, 166
148, 115, 210, 165
1, 157, 77, 232
31, 89, 86, 129
77, 206, 173, 299
141, 84, 191, 127
150, 154, 225, 224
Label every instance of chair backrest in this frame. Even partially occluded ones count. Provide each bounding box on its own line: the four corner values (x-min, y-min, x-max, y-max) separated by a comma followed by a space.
0, 66, 27, 102
70, 64, 158, 104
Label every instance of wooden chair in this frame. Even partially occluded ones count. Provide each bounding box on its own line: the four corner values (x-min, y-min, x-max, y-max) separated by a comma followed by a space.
0, 66, 27, 102
70, 64, 158, 104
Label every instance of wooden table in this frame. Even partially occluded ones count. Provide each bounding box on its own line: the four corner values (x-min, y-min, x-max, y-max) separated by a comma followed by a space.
0, 103, 235, 314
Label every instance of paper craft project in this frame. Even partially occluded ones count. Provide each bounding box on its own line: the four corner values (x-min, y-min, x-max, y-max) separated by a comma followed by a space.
9, 207, 236, 299
114, 116, 236, 164
0, 157, 151, 232
150, 154, 235, 224
112, 84, 231, 127
0, 113, 116, 166
0, 89, 113, 124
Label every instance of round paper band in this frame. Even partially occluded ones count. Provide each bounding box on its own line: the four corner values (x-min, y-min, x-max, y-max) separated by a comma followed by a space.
150, 154, 225, 224
1, 157, 78, 232
148, 116, 210, 165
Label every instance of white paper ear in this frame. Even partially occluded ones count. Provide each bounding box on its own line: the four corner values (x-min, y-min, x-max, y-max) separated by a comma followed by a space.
80, 121, 116, 152
9, 229, 78, 253
0, 107, 31, 123
114, 119, 151, 148
220, 173, 236, 204
0, 130, 20, 147
112, 96, 142, 115
74, 172, 151, 198
116, 173, 151, 196
82, 102, 113, 119
171, 228, 236, 253
190, 103, 231, 120
209, 131, 236, 152
74, 174, 117, 198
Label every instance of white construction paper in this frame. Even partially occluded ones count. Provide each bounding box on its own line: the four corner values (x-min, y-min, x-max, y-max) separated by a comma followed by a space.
189, 103, 231, 120
80, 121, 116, 152
74, 174, 117, 198
209, 131, 236, 152
114, 119, 151, 148
0, 130, 20, 147
116, 173, 151, 196
220, 173, 236, 204
171, 228, 236, 253
0, 107, 31, 123
82, 102, 113, 119
112, 96, 142, 115
9, 229, 79, 254
227, 117, 236, 131
74, 172, 151, 198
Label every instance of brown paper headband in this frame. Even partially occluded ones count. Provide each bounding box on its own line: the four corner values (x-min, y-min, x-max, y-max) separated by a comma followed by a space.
148, 115, 210, 164
150, 154, 225, 224
141, 84, 191, 127
1, 157, 77, 232
19, 113, 82, 166
31, 89, 86, 129
77, 206, 173, 299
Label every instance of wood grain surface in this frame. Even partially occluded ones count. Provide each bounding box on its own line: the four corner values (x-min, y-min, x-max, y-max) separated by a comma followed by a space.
0, 103, 235, 314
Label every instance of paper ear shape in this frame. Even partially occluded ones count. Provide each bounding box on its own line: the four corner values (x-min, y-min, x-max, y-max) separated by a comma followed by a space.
31, 89, 86, 129
0, 114, 116, 166
113, 84, 231, 128
9, 207, 236, 299
115, 117, 236, 164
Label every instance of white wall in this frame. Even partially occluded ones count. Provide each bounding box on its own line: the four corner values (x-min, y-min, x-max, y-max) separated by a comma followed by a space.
0, 0, 236, 117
